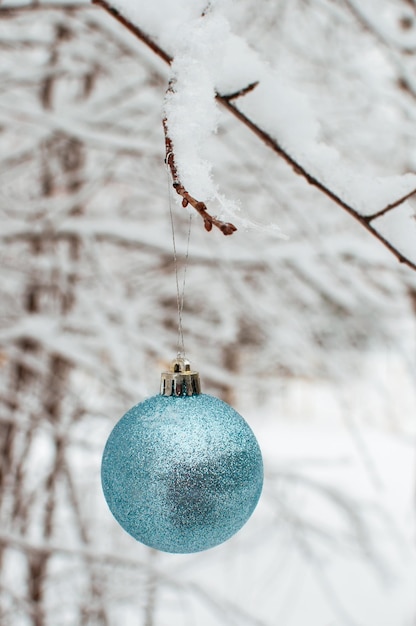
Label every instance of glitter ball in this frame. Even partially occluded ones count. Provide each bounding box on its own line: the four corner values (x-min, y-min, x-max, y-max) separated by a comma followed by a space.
101, 393, 263, 553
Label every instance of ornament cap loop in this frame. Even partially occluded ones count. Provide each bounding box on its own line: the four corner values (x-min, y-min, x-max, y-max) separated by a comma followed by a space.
160, 357, 201, 397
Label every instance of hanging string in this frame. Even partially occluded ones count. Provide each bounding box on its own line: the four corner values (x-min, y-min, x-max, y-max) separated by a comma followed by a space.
166, 153, 192, 357
179, 212, 192, 354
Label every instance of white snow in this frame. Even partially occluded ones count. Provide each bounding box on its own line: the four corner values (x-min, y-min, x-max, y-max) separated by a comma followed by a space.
164, 14, 227, 200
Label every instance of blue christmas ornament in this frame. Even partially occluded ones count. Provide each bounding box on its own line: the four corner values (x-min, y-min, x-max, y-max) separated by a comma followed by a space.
101, 358, 263, 553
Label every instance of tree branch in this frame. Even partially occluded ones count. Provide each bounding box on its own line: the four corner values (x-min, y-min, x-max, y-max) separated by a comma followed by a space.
364, 186, 416, 222
218, 97, 416, 270
222, 81, 259, 101
91, 0, 172, 63
163, 118, 237, 235
91, 0, 416, 270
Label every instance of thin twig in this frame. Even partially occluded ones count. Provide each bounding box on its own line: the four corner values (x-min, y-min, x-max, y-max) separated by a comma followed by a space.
163, 118, 237, 235
219, 98, 416, 270
91, 0, 416, 269
91, 0, 172, 64
364, 186, 416, 222
222, 81, 259, 101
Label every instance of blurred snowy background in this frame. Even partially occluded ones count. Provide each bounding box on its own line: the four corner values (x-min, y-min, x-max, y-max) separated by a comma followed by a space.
1, 0, 416, 625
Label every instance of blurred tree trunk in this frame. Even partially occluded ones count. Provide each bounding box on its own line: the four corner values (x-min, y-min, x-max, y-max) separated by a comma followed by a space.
0, 15, 110, 626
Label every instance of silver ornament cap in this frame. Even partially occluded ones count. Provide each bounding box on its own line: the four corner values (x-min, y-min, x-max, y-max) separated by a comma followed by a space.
160, 357, 201, 397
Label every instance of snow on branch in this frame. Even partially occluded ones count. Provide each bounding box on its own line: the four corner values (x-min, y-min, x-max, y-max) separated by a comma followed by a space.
93, 0, 416, 271
163, 116, 236, 235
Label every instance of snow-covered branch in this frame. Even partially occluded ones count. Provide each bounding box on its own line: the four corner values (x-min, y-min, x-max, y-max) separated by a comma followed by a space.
163, 116, 237, 235
93, 0, 416, 272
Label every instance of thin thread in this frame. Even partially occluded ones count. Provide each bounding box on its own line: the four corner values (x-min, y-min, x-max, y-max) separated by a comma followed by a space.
166, 157, 192, 357
179, 213, 192, 354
